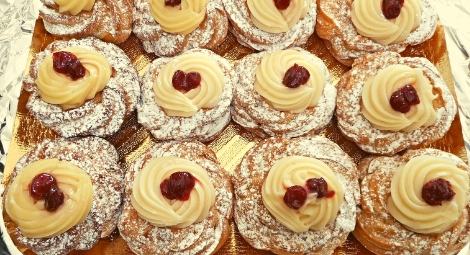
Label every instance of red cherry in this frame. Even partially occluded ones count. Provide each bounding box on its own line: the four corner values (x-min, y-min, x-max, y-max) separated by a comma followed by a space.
382, 0, 404, 19
172, 70, 202, 93
30, 173, 57, 200
422, 178, 455, 206
283, 185, 307, 209
389, 84, 420, 113
165, 0, 181, 6
282, 63, 310, 88
274, 0, 291, 10
160, 172, 195, 201
306, 177, 329, 198
44, 184, 65, 212
52, 51, 86, 81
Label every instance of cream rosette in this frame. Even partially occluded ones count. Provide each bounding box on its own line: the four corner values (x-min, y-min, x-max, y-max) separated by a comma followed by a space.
254, 49, 326, 113
4, 158, 94, 238
361, 64, 437, 132
36, 47, 111, 110
148, 0, 207, 35
54, 0, 95, 15
262, 156, 344, 232
387, 155, 470, 234
131, 156, 216, 228
351, 0, 422, 45
153, 52, 225, 117
247, 0, 311, 33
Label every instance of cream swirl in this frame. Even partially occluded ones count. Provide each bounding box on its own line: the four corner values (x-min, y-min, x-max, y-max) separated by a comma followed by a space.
4, 158, 94, 238
153, 52, 225, 117
247, 0, 311, 33
254, 49, 325, 113
36, 47, 111, 110
262, 156, 344, 232
54, 0, 95, 15
131, 156, 215, 228
148, 0, 207, 35
361, 64, 437, 132
351, 0, 422, 45
387, 155, 469, 234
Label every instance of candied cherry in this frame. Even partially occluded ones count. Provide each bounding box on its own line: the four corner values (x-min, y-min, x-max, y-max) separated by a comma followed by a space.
160, 172, 196, 201
274, 0, 291, 10
44, 184, 65, 212
165, 0, 181, 6
306, 177, 335, 198
382, 0, 404, 19
172, 70, 202, 93
30, 173, 57, 200
389, 84, 420, 113
52, 51, 86, 81
283, 185, 307, 209
282, 63, 310, 89
422, 178, 455, 206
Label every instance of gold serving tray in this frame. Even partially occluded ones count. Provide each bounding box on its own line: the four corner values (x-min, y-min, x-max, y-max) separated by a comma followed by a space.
2, 18, 466, 255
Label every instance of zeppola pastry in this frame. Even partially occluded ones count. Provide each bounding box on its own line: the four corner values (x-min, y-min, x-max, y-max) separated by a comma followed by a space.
39, 0, 132, 44
222, 0, 317, 51
354, 148, 470, 254
232, 136, 360, 255
133, 0, 229, 56
118, 140, 233, 255
232, 47, 336, 138
3, 137, 124, 255
336, 51, 456, 155
23, 37, 140, 138
316, 0, 438, 65
138, 48, 235, 142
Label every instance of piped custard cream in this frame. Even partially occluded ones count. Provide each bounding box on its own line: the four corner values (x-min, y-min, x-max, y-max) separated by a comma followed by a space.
55, 0, 95, 15
153, 52, 225, 117
131, 156, 215, 228
247, 0, 311, 33
262, 156, 344, 233
148, 0, 207, 34
4, 158, 94, 238
36, 47, 111, 110
351, 0, 422, 45
254, 49, 325, 113
361, 64, 437, 132
387, 155, 469, 234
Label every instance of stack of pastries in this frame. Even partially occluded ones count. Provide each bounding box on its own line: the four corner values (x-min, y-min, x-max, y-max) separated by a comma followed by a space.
3, 0, 469, 255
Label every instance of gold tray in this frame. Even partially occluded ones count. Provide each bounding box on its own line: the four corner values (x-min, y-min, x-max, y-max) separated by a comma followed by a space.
3, 18, 466, 255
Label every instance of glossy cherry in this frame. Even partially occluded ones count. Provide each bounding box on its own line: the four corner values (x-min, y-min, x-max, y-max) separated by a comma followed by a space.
165, 0, 181, 6
382, 0, 404, 19
283, 185, 307, 209
389, 84, 420, 113
160, 172, 196, 201
44, 184, 65, 212
274, 0, 291, 10
172, 70, 202, 93
422, 178, 455, 206
306, 177, 335, 198
282, 63, 310, 88
52, 51, 86, 80
30, 173, 57, 200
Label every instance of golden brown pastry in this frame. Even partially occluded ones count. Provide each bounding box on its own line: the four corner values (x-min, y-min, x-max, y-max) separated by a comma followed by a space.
336, 51, 456, 155
133, 0, 229, 56
354, 148, 470, 254
3, 136, 123, 255
39, 0, 132, 44
118, 140, 233, 255
23, 37, 140, 138
316, 0, 438, 66
222, 0, 316, 51
232, 47, 336, 138
232, 136, 360, 255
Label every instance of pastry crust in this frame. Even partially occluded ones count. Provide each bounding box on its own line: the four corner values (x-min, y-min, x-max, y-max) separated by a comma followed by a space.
3, 137, 124, 255
232, 48, 336, 138
222, 0, 316, 51
336, 51, 456, 155
316, 0, 438, 66
118, 140, 233, 255
354, 148, 470, 255
24, 37, 140, 138
232, 136, 360, 255
133, 0, 229, 57
137, 48, 235, 142
39, 0, 132, 44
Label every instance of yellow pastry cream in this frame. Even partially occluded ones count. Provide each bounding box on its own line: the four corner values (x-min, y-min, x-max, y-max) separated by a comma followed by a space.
387, 155, 469, 234
262, 156, 344, 232
54, 0, 95, 15
4, 158, 94, 238
36, 47, 111, 110
247, 0, 311, 33
153, 52, 225, 117
361, 64, 437, 132
131, 156, 215, 228
148, 0, 208, 34
254, 49, 325, 113
351, 0, 422, 45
